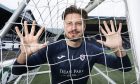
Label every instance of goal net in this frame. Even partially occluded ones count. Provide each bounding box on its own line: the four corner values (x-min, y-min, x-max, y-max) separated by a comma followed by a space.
0, 0, 138, 84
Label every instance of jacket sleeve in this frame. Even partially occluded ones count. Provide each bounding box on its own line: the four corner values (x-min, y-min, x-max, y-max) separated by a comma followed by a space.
12, 47, 48, 75
96, 53, 132, 72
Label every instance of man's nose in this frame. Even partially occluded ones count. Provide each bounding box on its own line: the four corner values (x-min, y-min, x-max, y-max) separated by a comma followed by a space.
72, 23, 76, 30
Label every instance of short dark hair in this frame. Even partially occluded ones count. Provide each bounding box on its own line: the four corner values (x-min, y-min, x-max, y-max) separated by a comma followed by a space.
62, 5, 88, 20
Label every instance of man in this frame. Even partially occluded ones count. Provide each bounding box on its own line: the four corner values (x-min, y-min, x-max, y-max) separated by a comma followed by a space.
12, 5, 132, 84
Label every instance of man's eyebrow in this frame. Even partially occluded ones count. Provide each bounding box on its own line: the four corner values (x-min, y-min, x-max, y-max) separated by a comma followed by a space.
65, 19, 83, 22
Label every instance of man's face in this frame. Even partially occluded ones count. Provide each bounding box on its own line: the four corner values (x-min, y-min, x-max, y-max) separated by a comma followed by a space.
64, 13, 85, 40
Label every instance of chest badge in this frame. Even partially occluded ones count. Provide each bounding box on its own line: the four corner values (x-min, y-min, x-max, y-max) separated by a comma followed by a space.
80, 54, 85, 61
57, 55, 65, 59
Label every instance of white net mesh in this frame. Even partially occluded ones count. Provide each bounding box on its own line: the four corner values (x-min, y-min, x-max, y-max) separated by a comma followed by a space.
0, 0, 137, 84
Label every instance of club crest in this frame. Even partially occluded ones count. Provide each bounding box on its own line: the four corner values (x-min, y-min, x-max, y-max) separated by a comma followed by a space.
80, 54, 85, 61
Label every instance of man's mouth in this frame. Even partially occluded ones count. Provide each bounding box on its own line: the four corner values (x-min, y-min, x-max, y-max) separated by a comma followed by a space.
69, 31, 79, 35
65, 31, 82, 42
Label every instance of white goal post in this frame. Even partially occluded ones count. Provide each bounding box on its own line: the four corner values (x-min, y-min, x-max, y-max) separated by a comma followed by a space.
0, 0, 30, 38
85, 0, 104, 13
125, 0, 140, 83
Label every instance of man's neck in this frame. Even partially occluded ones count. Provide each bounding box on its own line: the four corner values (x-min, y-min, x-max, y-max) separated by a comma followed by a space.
66, 39, 82, 48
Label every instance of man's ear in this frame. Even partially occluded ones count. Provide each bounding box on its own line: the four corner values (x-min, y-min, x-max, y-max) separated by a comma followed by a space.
63, 30, 67, 38
83, 24, 86, 31
83, 20, 86, 31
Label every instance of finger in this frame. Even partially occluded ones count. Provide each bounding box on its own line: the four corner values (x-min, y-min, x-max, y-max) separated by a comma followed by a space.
118, 23, 122, 33
24, 21, 29, 36
110, 20, 115, 32
100, 26, 107, 36
15, 26, 23, 39
36, 27, 45, 38
30, 21, 36, 35
40, 42, 47, 49
103, 21, 111, 33
96, 40, 105, 45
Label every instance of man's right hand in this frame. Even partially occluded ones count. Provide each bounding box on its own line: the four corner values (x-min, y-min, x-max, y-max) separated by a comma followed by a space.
15, 21, 47, 64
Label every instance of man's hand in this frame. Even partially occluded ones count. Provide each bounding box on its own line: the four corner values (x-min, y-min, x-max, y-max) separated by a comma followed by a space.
97, 20, 126, 57
15, 21, 47, 63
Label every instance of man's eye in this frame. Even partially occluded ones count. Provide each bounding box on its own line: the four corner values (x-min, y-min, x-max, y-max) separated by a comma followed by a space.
67, 22, 72, 25
77, 22, 82, 25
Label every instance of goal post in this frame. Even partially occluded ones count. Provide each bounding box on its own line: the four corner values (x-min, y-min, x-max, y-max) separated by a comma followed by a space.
125, 0, 140, 83
0, 0, 30, 38
85, 0, 104, 13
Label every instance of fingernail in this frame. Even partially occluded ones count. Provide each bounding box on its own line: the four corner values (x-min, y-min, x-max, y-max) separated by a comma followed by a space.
15, 26, 18, 28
